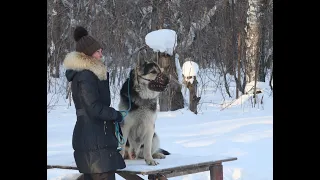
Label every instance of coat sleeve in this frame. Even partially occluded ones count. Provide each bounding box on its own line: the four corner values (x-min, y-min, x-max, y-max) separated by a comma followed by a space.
78, 70, 123, 122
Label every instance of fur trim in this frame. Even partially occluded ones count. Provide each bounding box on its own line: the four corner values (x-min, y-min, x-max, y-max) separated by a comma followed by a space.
63, 51, 107, 80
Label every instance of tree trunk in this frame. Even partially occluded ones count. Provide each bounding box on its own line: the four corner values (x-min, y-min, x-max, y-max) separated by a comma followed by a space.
150, 0, 159, 31
236, 33, 242, 99
269, 63, 273, 91
245, 0, 262, 83
150, 0, 184, 112
259, 0, 269, 82
186, 76, 200, 114
50, 0, 62, 78
253, 51, 260, 106
158, 53, 184, 112
259, 23, 266, 82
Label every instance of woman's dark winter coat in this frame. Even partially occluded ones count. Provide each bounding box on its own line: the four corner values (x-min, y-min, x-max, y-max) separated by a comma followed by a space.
63, 51, 126, 173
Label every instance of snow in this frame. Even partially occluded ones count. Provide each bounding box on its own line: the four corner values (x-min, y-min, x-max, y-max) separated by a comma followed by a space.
48, 153, 236, 175
182, 60, 199, 77
182, 60, 199, 84
47, 68, 273, 180
244, 81, 268, 94
145, 29, 177, 56
119, 155, 236, 173
48, 27, 272, 179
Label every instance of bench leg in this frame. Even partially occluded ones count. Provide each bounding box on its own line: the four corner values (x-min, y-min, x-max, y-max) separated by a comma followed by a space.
209, 163, 223, 180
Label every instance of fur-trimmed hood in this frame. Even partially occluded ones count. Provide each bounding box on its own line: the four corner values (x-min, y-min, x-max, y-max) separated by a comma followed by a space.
63, 51, 107, 81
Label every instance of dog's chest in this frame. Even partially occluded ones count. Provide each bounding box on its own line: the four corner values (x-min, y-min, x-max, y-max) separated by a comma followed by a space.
141, 102, 157, 112
134, 98, 157, 112
125, 108, 157, 129
138, 88, 160, 100
125, 109, 156, 142
132, 108, 156, 122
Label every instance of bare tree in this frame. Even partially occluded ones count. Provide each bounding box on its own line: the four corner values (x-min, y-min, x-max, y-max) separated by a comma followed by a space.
149, 0, 185, 111
47, 0, 273, 111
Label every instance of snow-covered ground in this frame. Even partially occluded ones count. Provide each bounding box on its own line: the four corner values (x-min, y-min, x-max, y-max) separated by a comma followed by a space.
48, 28, 272, 180
47, 69, 273, 180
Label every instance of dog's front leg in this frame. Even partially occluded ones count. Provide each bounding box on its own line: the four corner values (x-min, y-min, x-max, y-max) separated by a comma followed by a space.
128, 143, 142, 160
144, 130, 159, 165
119, 125, 129, 158
128, 144, 136, 160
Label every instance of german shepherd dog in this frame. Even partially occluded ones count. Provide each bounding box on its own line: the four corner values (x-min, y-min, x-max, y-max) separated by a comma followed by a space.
118, 61, 170, 166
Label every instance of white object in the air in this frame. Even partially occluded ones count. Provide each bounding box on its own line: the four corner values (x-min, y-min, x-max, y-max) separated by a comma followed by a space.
145, 29, 177, 56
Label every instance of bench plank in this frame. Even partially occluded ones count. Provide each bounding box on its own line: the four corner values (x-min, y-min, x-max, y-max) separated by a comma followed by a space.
47, 154, 237, 180
47, 165, 77, 170
159, 164, 210, 178
117, 155, 236, 176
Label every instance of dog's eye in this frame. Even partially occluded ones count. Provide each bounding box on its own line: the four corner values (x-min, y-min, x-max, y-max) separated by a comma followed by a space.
150, 70, 157, 74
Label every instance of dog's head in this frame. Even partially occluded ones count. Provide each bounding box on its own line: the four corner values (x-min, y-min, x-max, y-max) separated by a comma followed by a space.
131, 61, 169, 92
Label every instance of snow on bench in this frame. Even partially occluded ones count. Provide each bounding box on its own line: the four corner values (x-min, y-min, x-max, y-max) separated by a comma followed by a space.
47, 154, 237, 180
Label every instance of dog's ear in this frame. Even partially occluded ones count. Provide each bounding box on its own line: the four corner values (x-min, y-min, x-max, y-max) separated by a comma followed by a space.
151, 60, 163, 72
137, 56, 146, 67
142, 60, 148, 67
135, 60, 145, 74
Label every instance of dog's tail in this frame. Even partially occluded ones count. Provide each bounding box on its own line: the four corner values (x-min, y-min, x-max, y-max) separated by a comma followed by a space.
159, 148, 170, 155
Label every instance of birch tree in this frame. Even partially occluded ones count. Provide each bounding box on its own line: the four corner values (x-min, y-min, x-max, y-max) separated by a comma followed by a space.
245, 0, 263, 83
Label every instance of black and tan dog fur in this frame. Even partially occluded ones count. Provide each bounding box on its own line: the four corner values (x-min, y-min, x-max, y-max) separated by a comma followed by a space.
118, 61, 170, 166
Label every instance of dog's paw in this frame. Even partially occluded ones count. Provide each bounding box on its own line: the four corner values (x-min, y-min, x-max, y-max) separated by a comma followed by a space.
145, 158, 159, 166
152, 153, 166, 159
129, 152, 137, 160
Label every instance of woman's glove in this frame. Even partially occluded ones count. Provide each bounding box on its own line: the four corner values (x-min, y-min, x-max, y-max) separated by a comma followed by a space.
120, 111, 127, 117
115, 111, 127, 123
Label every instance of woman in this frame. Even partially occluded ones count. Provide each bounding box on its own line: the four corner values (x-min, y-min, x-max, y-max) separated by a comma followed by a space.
63, 26, 126, 180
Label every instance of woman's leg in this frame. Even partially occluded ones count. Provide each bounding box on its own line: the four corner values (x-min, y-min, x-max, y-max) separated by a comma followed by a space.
90, 171, 116, 180
83, 173, 93, 180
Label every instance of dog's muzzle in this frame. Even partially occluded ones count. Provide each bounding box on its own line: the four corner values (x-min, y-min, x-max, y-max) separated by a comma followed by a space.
148, 73, 169, 92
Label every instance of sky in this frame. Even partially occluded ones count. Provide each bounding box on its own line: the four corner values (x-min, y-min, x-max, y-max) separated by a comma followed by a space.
47, 29, 273, 180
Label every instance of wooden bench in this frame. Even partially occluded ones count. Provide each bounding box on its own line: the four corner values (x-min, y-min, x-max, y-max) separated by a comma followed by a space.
47, 154, 237, 180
